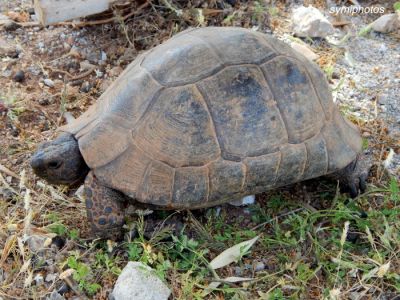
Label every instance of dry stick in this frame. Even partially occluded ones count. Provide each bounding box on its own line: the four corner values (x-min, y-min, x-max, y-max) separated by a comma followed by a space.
45, 65, 95, 81
0, 164, 20, 179
332, 21, 352, 27
56, 266, 87, 299
57, 0, 150, 28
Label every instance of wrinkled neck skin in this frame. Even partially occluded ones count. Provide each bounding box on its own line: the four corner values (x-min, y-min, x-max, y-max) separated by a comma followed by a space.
30, 133, 89, 185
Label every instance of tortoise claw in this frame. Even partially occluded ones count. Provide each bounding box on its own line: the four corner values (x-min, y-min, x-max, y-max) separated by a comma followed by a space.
348, 182, 359, 198
359, 173, 368, 193
329, 153, 372, 198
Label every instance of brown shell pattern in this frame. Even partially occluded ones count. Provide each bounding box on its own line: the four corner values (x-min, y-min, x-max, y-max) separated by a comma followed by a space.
60, 27, 362, 208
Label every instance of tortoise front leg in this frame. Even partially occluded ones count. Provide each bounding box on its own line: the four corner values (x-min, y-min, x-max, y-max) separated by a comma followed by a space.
84, 172, 126, 239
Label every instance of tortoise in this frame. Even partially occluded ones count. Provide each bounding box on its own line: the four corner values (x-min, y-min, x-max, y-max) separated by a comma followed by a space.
31, 27, 370, 238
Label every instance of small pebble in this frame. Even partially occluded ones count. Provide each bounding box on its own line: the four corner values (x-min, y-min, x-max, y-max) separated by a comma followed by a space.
254, 261, 265, 272
243, 264, 252, 271
63, 43, 71, 51
0, 188, 13, 201
43, 78, 55, 87
234, 266, 243, 276
45, 273, 58, 282
100, 51, 107, 61
80, 81, 92, 93
34, 273, 44, 286
47, 290, 65, 300
13, 70, 25, 82
4, 20, 21, 32
38, 98, 50, 106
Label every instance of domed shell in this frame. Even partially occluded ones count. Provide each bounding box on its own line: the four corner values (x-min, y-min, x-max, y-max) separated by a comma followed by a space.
60, 27, 362, 208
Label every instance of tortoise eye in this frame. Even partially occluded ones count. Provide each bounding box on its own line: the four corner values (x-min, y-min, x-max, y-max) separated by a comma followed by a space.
48, 161, 62, 169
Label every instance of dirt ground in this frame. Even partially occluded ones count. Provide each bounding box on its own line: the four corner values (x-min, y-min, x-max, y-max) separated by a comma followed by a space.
0, 0, 399, 299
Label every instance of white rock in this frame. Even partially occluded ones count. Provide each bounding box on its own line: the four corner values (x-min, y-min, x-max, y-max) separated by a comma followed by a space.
45, 273, 58, 282
25, 234, 52, 252
34, 273, 44, 286
229, 195, 256, 206
43, 79, 55, 87
292, 6, 334, 38
372, 13, 400, 33
0, 38, 17, 57
290, 42, 319, 61
110, 262, 171, 300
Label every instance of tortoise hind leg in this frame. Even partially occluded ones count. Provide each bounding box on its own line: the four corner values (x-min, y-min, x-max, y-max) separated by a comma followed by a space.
84, 172, 126, 239
328, 153, 372, 198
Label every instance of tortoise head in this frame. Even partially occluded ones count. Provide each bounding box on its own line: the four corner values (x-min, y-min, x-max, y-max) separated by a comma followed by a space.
30, 133, 89, 185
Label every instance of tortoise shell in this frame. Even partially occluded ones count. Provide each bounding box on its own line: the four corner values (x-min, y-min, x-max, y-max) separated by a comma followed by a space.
60, 27, 362, 208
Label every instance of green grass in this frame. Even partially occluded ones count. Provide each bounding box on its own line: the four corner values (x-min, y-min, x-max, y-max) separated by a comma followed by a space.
37, 176, 398, 299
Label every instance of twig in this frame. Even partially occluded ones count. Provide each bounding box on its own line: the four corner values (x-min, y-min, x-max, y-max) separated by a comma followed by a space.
56, 266, 86, 298
44, 65, 95, 81
0, 164, 20, 179
6, 1, 150, 29
69, 66, 96, 81
59, 1, 150, 28
332, 21, 352, 27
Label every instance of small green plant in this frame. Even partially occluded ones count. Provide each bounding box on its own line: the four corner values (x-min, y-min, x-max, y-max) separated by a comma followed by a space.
362, 138, 369, 150
127, 242, 143, 261
69, 228, 80, 240
389, 177, 399, 203
67, 255, 101, 296
394, 2, 400, 11
358, 23, 373, 37
268, 6, 279, 16
323, 65, 335, 81
45, 213, 68, 236
253, 1, 265, 20
94, 251, 121, 275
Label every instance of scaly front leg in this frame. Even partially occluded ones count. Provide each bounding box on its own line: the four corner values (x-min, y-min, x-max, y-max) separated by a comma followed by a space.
84, 172, 126, 239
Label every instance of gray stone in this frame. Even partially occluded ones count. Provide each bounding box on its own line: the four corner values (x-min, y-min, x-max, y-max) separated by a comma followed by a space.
28, 65, 42, 76
378, 44, 388, 54
291, 6, 334, 38
100, 51, 107, 61
34, 273, 44, 286
254, 261, 265, 272
234, 266, 243, 276
26, 235, 49, 252
46, 291, 65, 300
44, 79, 55, 87
45, 273, 58, 282
3, 20, 21, 32
13, 70, 25, 82
372, 13, 400, 33
0, 38, 18, 58
110, 262, 171, 300
229, 195, 255, 206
